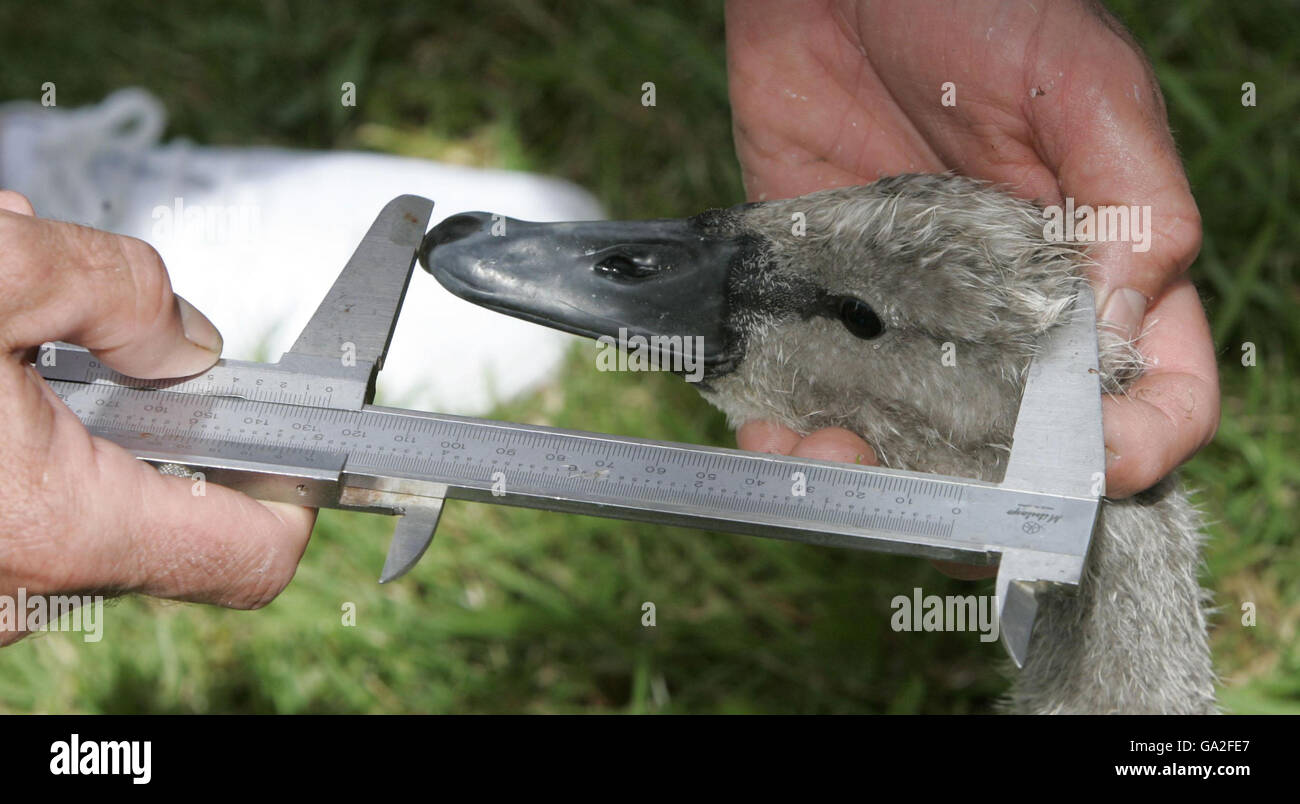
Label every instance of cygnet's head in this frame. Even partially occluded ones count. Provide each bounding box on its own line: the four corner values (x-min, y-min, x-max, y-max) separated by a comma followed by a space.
421, 173, 1104, 477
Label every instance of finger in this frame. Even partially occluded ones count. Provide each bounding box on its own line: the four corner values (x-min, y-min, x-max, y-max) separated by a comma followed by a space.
0, 214, 223, 378
0, 189, 35, 215
789, 428, 878, 465
736, 419, 802, 454
1101, 279, 1219, 498
88, 435, 317, 608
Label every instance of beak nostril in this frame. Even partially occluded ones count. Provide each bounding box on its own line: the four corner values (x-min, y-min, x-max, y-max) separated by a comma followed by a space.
594, 254, 660, 281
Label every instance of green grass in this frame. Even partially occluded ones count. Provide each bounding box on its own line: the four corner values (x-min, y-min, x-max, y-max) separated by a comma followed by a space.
0, 0, 1296, 713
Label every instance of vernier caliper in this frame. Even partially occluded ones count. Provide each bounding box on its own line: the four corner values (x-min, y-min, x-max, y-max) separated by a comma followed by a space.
36, 196, 1104, 666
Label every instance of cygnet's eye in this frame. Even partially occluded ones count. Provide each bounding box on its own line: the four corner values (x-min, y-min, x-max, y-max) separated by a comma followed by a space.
838, 297, 884, 339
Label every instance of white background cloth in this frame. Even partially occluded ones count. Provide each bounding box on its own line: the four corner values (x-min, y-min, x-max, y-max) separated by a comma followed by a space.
0, 89, 600, 412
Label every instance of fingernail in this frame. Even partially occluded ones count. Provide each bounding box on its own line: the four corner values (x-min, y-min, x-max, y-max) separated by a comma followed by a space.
176, 295, 223, 356
1098, 287, 1147, 344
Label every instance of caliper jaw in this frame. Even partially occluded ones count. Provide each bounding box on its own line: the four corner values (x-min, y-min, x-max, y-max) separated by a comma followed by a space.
337, 474, 450, 583
994, 549, 1089, 668
284, 195, 446, 581
990, 286, 1105, 667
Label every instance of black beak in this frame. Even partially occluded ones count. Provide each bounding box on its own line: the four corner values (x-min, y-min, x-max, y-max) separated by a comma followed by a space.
418, 211, 748, 373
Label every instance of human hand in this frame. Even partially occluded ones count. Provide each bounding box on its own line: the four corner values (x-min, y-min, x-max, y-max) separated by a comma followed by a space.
0, 190, 316, 646
725, 0, 1217, 503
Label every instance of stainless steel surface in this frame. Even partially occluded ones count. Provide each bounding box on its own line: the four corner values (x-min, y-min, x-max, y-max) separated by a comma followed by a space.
1002, 286, 1105, 498
44, 378, 1097, 555
379, 502, 444, 584
992, 284, 1105, 663
283, 194, 434, 408
33, 195, 1105, 665
36, 346, 373, 410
